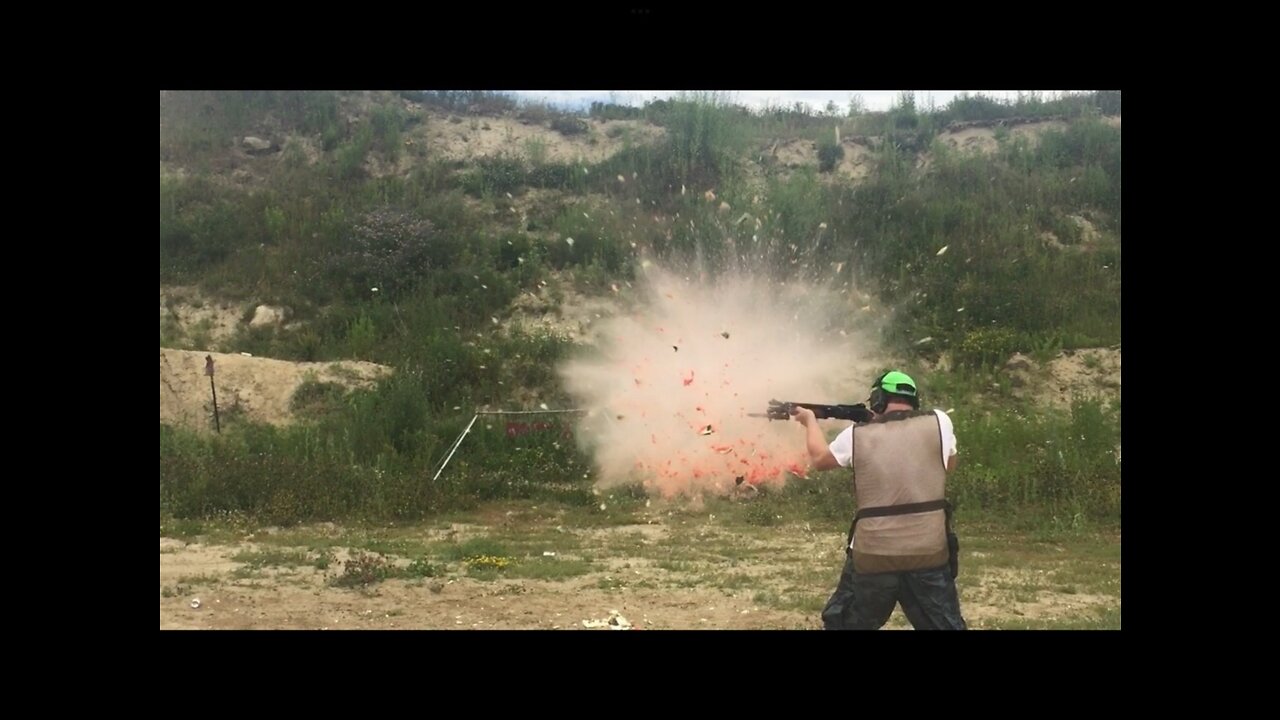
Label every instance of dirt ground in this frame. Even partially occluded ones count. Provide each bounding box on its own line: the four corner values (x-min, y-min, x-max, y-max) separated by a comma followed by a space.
160, 501, 1120, 631
160, 541, 811, 631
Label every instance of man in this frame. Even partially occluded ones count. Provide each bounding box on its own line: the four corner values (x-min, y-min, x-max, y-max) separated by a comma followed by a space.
791, 370, 966, 630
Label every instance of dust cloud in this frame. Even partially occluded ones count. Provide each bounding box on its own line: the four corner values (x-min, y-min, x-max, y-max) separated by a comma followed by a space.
560, 264, 886, 497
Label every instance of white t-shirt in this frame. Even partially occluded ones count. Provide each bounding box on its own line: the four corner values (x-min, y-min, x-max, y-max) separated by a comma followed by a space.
828, 409, 957, 469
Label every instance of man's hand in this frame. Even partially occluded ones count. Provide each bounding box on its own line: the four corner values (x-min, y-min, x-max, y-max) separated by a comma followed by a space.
790, 405, 817, 427
791, 405, 839, 470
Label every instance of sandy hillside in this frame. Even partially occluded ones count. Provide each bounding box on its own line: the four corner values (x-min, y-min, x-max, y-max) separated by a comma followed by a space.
160, 349, 390, 432
161, 90, 667, 187
418, 113, 665, 165
754, 116, 1123, 181
1000, 347, 1122, 410
160, 286, 245, 349
763, 137, 876, 183
937, 119, 1071, 154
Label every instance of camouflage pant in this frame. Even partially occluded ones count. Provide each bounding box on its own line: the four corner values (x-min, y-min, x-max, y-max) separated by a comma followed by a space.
821, 556, 967, 630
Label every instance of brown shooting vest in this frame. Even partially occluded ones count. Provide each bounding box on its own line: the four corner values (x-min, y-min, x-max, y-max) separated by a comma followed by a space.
849, 410, 949, 574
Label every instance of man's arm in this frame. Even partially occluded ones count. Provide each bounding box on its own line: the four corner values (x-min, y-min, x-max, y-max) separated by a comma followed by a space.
935, 409, 959, 473
792, 407, 841, 471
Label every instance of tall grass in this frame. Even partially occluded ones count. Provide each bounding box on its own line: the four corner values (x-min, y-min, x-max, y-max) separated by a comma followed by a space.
948, 398, 1121, 521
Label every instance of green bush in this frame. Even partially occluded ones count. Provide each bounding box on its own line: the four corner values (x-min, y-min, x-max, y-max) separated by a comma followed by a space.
817, 141, 844, 172
290, 380, 350, 418
461, 156, 527, 197
550, 117, 589, 136
954, 326, 1021, 370
323, 208, 450, 301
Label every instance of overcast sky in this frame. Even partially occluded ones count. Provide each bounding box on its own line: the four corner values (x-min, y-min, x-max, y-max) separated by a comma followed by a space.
504, 90, 1085, 113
